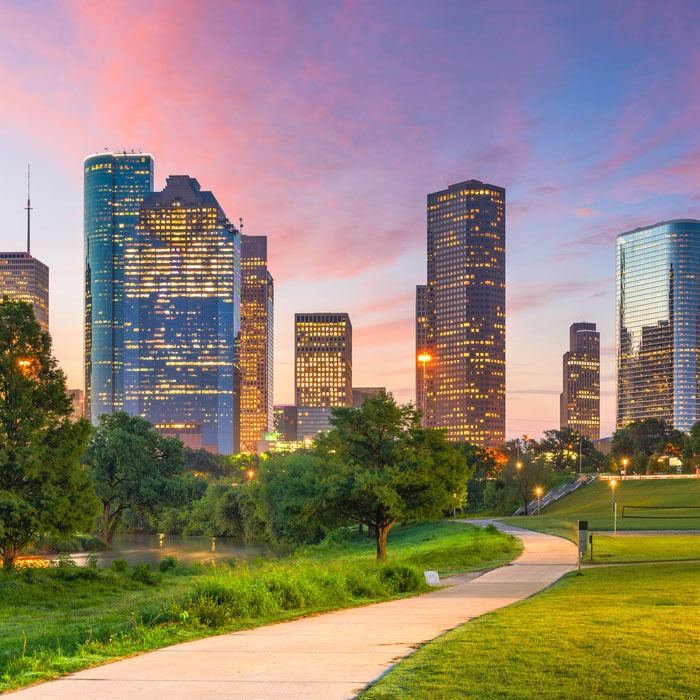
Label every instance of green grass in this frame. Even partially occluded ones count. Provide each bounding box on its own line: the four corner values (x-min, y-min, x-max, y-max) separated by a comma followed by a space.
359, 563, 700, 700
499, 479, 700, 542
0, 520, 519, 693
585, 534, 700, 564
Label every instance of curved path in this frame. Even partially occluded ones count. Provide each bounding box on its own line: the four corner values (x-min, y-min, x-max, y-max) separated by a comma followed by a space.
9, 522, 576, 700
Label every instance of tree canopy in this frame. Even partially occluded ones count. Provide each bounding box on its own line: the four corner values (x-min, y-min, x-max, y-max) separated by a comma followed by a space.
83, 412, 187, 542
315, 391, 471, 560
0, 299, 97, 570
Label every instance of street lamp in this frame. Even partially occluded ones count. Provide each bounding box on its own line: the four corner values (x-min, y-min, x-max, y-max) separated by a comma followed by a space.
535, 486, 543, 515
610, 478, 617, 513
417, 353, 432, 427
621, 458, 628, 479
579, 437, 583, 475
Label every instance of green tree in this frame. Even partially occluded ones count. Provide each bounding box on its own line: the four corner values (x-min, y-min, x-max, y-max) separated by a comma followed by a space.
315, 391, 471, 560
83, 412, 187, 543
0, 299, 98, 570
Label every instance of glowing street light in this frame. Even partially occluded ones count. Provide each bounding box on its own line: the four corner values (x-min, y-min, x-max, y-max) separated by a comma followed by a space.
610, 478, 617, 514
621, 458, 628, 479
535, 486, 543, 515
417, 353, 432, 427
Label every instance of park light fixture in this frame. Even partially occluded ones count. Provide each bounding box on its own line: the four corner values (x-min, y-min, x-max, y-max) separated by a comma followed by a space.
417, 353, 432, 427
535, 486, 543, 515
610, 478, 617, 514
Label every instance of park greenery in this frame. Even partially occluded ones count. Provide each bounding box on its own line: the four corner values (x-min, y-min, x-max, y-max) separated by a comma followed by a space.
0, 520, 519, 692
0, 300, 97, 571
358, 562, 700, 700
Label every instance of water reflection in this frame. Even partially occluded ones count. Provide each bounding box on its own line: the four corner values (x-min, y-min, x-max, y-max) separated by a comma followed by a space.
69, 533, 281, 568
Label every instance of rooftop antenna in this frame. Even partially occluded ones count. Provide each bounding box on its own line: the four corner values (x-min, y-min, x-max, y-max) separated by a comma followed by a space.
239, 217, 244, 233
25, 164, 32, 254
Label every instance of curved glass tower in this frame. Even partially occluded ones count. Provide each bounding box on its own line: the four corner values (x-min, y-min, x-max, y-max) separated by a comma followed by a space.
616, 220, 700, 432
84, 152, 154, 423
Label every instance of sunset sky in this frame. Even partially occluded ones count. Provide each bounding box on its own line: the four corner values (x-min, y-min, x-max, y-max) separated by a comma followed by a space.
2, 0, 700, 439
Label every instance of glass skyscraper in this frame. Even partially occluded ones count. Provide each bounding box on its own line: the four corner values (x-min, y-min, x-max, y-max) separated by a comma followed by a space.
616, 220, 700, 432
417, 180, 506, 446
84, 152, 154, 422
560, 322, 600, 440
240, 235, 274, 453
123, 176, 241, 454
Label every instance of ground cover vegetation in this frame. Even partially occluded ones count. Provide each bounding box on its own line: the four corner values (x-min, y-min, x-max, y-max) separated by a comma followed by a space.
0, 521, 519, 692
358, 563, 700, 700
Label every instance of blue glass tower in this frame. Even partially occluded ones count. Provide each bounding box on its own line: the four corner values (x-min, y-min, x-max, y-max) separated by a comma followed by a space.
84, 152, 154, 422
123, 176, 241, 454
617, 220, 700, 432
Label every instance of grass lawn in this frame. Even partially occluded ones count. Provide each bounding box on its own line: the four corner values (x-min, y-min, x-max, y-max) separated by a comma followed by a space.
359, 562, 700, 700
0, 520, 520, 693
498, 479, 700, 543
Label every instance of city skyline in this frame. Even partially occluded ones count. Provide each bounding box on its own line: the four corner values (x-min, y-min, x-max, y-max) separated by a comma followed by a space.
3, 2, 700, 438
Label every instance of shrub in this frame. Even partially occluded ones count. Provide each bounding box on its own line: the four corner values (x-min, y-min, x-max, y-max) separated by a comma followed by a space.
158, 555, 178, 573
187, 594, 232, 627
110, 559, 129, 574
132, 563, 160, 586
86, 553, 99, 568
377, 564, 425, 593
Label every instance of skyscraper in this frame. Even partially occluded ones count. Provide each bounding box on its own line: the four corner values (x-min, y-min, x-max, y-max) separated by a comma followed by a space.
0, 252, 49, 331
560, 322, 600, 440
240, 234, 274, 453
295, 313, 352, 439
123, 176, 241, 454
84, 151, 154, 422
617, 220, 700, 432
417, 180, 506, 446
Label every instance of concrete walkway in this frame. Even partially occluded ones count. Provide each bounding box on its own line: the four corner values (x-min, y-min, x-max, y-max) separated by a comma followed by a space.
9, 522, 577, 700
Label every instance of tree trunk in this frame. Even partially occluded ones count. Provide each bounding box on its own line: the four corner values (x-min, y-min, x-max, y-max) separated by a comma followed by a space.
1, 549, 17, 572
102, 502, 112, 543
376, 524, 388, 561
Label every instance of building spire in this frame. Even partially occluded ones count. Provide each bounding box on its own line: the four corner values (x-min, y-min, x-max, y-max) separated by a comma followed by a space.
25, 164, 32, 254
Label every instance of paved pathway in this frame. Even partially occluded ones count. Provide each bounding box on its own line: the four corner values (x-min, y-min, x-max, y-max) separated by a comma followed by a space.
9, 522, 577, 700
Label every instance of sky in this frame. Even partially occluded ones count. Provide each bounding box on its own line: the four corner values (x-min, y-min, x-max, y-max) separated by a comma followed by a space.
1, 0, 700, 440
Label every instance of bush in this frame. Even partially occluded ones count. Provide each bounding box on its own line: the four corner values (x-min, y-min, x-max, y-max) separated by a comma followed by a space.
132, 563, 160, 586
158, 555, 178, 573
110, 559, 129, 574
187, 594, 232, 627
377, 564, 425, 593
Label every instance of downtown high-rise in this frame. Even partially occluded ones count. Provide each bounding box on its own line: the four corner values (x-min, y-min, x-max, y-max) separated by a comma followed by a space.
295, 313, 352, 439
617, 220, 700, 432
560, 322, 600, 440
84, 152, 154, 422
240, 234, 274, 453
416, 180, 505, 446
0, 252, 49, 331
122, 176, 241, 454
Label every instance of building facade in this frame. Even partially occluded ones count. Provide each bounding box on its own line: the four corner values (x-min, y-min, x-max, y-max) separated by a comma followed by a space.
560, 322, 600, 440
416, 180, 506, 446
122, 176, 241, 454
0, 252, 49, 331
617, 220, 700, 432
273, 405, 298, 442
240, 235, 274, 452
84, 152, 154, 422
295, 313, 352, 439
352, 387, 385, 407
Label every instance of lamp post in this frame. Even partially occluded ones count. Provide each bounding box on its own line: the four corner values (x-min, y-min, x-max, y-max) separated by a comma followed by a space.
417, 353, 431, 427
579, 437, 583, 475
621, 458, 628, 480
535, 486, 543, 515
610, 478, 617, 513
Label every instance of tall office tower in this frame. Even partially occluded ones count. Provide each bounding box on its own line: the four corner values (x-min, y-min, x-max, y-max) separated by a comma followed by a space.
352, 387, 385, 407
84, 152, 154, 422
295, 313, 352, 439
0, 252, 49, 331
617, 220, 700, 432
240, 235, 274, 453
123, 176, 241, 454
416, 180, 506, 446
560, 322, 600, 440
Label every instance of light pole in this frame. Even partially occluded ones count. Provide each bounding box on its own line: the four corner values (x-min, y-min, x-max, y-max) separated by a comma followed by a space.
610, 478, 617, 513
579, 437, 583, 475
621, 458, 628, 480
535, 486, 543, 515
418, 353, 431, 427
